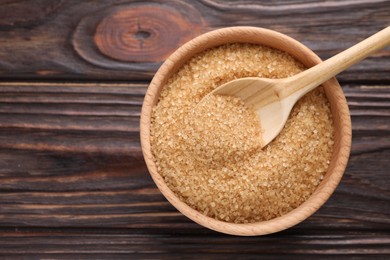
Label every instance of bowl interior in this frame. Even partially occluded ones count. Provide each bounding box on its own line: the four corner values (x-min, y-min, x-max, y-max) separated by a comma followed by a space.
140, 27, 351, 236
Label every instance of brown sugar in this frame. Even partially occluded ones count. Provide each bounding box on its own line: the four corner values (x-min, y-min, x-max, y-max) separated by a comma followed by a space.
181, 94, 263, 165
150, 43, 334, 223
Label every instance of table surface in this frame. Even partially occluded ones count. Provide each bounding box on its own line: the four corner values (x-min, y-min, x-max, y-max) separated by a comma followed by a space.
0, 0, 389, 258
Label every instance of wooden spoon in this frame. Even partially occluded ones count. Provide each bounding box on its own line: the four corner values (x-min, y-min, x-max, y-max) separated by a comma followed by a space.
202, 26, 390, 147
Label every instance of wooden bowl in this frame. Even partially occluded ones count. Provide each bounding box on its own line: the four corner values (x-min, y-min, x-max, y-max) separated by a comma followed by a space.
140, 27, 352, 236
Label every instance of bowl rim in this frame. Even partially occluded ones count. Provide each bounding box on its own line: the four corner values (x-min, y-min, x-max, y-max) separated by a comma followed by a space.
140, 26, 352, 236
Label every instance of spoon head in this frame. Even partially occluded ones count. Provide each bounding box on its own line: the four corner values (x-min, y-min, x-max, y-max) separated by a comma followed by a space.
203, 77, 294, 148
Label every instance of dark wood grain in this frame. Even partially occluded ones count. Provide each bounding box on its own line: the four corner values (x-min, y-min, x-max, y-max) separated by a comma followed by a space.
0, 82, 389, 253
0, 0, 389, 81
0, 0, 63, 28
0, 228, 389, 259
0, 0, 389, 258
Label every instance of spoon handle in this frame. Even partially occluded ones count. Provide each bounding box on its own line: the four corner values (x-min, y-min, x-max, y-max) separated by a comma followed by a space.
284, 26, 390, 100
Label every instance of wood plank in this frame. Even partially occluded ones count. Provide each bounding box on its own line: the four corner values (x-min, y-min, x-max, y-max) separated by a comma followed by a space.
0, 228, 388, 258
0, 82, 388, 232
0, 0, 389, 81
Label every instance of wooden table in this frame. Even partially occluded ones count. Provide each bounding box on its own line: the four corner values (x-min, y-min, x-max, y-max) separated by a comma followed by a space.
0, 0, 389, 258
